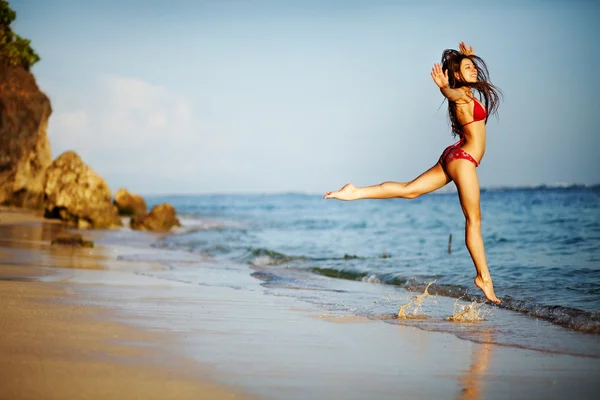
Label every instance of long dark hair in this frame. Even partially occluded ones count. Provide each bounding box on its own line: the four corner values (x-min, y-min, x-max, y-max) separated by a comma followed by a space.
441, 49, 502, 137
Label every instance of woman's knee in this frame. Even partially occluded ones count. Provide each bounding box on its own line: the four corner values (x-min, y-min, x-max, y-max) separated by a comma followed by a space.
404, 190, 421, 199
465, 213, 481, 227
402, 184, 423, 199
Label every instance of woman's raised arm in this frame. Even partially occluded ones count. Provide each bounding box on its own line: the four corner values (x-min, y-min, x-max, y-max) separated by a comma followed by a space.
430, 63, 468, 102
459, 41, 475, 56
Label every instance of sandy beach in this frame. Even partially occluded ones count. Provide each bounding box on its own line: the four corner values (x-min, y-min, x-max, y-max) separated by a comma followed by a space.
1, 207, 599, 400
0, 208, 256, 400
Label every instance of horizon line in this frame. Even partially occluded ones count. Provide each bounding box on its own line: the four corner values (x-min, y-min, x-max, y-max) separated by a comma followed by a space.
135, 182, 600, 198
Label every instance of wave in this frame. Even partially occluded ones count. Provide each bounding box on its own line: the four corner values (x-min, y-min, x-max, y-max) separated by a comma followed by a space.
499, 298, 600, 334
480, 183, 600, 192
246, 248, 308, 267
244, 248, 375, 267
151, 232, 600, 336
309, 267, 408, 286
307, 267, 600, 334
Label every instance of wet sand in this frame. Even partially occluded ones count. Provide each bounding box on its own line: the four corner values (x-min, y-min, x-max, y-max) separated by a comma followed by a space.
0, 208, 256, 400
1, 207, 599, 400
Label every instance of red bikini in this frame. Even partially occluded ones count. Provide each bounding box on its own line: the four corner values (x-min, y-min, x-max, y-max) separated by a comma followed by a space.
461, 95, 487, 127
440, 95, 486, 169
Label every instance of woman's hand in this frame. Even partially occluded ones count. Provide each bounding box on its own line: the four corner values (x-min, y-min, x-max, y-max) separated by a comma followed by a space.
459, 42, 475, 56
324, 183, 356, 201
430, 63, 449, 89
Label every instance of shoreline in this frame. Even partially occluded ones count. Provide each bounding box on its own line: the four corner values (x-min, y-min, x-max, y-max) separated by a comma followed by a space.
1, 207, 600, 399
0, 208, 257, 400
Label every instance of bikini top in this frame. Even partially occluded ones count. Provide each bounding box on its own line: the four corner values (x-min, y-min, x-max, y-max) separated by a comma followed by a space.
461, 95, 487, 127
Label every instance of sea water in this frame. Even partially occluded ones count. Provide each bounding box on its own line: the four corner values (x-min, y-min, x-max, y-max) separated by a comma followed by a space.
38, 185, 595, 360
120, 185, 598, 357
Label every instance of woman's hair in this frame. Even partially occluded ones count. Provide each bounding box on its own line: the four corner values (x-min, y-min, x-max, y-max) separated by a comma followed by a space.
441, 49, 502, 137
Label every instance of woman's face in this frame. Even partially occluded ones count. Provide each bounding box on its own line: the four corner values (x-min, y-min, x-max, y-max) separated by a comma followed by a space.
457, 58, 478, 83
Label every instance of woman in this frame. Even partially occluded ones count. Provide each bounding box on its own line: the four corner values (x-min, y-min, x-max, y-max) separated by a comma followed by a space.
324, 42, 502, 304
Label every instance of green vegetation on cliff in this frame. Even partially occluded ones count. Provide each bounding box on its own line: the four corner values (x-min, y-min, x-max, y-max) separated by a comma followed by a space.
0, 0, 39, 70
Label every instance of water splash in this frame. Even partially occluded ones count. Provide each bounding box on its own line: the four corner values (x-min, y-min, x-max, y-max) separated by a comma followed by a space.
447, 300, 491, 322
397, 281, 434, 319
361, 274, 381, 284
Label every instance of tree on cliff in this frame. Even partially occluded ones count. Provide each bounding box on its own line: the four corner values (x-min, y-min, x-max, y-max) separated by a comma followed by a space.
0, 0, 39, 70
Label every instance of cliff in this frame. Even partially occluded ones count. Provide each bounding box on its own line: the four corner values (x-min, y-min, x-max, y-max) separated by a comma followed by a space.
0, 57, 52, 209
0, 1, 179, 231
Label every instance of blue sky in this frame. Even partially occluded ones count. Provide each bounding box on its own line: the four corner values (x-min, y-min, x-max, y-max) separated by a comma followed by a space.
12, 0, 600, 194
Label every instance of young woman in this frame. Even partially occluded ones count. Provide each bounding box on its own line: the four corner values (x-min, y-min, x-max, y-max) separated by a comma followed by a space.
324, 42, 502, 304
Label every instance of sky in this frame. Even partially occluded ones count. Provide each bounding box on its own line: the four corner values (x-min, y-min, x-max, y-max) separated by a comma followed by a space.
11, 0, 600, 194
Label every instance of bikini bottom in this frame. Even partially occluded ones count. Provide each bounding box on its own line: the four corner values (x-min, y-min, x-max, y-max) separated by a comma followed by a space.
440, 139, 480, 168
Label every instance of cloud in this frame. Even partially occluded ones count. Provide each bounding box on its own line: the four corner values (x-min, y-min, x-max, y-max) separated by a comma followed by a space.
52, 110, 89, 135
48, 75, 204, 179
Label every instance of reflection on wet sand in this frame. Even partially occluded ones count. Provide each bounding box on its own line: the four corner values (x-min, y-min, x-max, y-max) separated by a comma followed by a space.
0, 216, 166, 277
457, 329, 494, 400
0, 219, 108, 270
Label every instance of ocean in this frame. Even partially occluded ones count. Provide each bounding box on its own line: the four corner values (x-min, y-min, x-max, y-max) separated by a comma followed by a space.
102, 186, 600, 359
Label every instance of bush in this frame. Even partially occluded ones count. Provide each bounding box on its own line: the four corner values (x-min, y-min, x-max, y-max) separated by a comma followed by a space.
0, 0, 40, 70
0, 0, 16, 27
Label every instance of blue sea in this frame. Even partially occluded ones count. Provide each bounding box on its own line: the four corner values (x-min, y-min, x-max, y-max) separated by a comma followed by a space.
113, 185, 600, 358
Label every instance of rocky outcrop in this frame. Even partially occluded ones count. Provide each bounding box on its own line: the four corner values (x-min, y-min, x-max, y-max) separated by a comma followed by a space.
51, 232, 94, 248
0, 61, 52, 209
0, 5, 181, 232
130, 203, 181, 232
44, 151, 123, 229
113, 188, 147, 217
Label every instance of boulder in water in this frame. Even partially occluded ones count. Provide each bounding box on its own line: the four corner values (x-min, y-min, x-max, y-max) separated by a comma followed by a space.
51, 232, 94, 248
113, 188, 147, 217
130, 203, 181, 232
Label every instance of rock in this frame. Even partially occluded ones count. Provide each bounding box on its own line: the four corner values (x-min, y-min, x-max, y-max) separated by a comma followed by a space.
0, 61, 52, 209
51, 233, 94, 248
43, 151, 123, 229
130, 203, 181, 232
113, 188, 147, 217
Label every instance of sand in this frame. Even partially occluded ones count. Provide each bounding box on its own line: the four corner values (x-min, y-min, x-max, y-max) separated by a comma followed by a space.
0, 208, 256, 400
1, 207, 599, 400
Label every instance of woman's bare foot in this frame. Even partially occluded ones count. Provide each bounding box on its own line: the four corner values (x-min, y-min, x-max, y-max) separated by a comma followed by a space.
324, 183, 357, 201
474, 276, 500, 304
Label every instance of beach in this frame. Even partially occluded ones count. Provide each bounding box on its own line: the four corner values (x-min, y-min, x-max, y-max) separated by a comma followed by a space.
0, 209, 256, 400
1, 206, 599, 400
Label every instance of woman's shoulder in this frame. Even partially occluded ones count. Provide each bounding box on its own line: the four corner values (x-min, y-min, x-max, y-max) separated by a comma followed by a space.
452, 89, 475, 106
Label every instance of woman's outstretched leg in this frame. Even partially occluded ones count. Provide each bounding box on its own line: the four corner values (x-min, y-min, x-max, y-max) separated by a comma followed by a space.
324, 162, 451, 201
446, 160, 500, 303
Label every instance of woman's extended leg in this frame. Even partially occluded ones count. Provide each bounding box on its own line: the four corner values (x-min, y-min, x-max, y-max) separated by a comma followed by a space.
324, 162, 451, 201
445, 160, 500, 303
